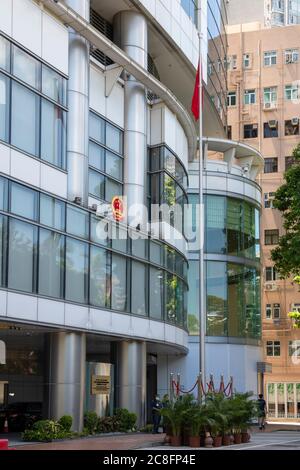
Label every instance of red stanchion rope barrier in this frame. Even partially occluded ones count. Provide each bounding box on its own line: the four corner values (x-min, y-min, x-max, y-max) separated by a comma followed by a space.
172, 377, 233, 398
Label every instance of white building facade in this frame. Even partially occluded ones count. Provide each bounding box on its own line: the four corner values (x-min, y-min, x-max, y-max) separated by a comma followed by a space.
0, 0, 263, 431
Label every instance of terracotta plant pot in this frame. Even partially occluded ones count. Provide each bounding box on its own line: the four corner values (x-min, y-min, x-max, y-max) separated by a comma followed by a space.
222, 435, 231, 446
164, 435, 171, 445
234, 433, 242, 444
170, 435, 182, 447
204, 433, 213, 448
213, 436, 223, 448
183, 430, 190, 446
189, 436, 201, 448
241, 432, 250, 443
229, 434, 235, 445
200, 436, 206, 447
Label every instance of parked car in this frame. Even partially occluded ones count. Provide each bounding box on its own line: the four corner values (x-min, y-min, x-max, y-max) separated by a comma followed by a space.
0, 402, 42, 432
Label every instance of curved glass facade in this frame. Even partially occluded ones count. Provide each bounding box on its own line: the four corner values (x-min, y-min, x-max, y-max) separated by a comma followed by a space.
0, 175, 188, 329
207, 0, 228, 126
148, 146, 188, 235
188, 193, 261, 340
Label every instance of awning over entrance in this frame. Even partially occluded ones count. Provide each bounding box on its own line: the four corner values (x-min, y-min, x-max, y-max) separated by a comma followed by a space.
0, 340, 6, 364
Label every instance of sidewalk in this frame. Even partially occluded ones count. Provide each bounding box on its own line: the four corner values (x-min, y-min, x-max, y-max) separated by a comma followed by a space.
12, 433, 166, 451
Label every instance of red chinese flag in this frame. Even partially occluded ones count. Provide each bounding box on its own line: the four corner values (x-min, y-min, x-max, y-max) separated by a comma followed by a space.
191, 62, 202, 121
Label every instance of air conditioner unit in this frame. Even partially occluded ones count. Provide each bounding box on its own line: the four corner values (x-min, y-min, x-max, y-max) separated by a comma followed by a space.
286, 55, 293, 64
269, 192, 276, 200
264, 102, 277, 110
88, 204, 98, 212
264, 283, 279, 292
268, 120, 278, 128
291, 117, 299, 126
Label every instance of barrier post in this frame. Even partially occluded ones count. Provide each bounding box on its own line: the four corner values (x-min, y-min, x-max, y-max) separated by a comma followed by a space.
176, 373, 181, 397
170, 373, 174, 402
197, 373, 202, 403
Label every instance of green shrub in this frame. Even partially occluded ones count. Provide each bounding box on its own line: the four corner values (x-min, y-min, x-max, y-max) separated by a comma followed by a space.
84, 411, 98, 435
114, 408, 137, 432
96, 416, 118, 434
140, 424, 153, 433
22, 419, 67, 442
59, 415, 73, 432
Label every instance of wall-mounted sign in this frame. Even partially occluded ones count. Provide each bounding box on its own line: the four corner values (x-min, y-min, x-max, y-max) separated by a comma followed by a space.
112, 196, 124, 222
91, 375, 110, 395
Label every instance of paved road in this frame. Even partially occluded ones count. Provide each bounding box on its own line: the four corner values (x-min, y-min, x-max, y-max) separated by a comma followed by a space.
144, 431, 300, 451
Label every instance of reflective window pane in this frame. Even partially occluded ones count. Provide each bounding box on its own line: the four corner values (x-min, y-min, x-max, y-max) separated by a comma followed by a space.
65, 237, 88, 303
41, 99, 66, 168
111, 225, 127, 253
131, 260, 147, 315
11, 81, 40, 156
206, 261, 227, 336
149, 267, 163, 320
150, 241, 163, 265
8, 218, 37, 293
91, 215, 110, 247
228, 263, 244, 337
0, 73, 10, 142
89, 169, 105, 200
227, 198, 242, 256
106, 122, 123, 154
105, 178, 122, 203
38, 229, 64, 298
10, 182, 38, 221
42, 64, 66, 106
40, 194, 65, 231
111, 253, 127, 311
131, 236, 147, 259
12, 45, 40, 89
66, 205, 89, 239
89, 142, 104, 171
0, 215, 7, 286
90, 246, 109, 308
90, 113, 105, 144
205, 195, 226, 254
105, 151, 123, 180
0, 36, 10, 71
0, 177, 8, 211
188, 260, 199, 335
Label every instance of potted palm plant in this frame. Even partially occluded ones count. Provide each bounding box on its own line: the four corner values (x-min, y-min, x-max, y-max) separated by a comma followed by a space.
160, 395, 194, 447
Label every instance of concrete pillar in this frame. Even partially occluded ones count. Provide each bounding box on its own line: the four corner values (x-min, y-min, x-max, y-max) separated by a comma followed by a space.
45, 332, 86, 431
113, 11, 148, 228
115, 341, 146, 428
66, 0, 90, 206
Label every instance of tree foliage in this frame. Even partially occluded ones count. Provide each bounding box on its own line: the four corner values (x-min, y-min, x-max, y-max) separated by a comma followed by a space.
271, 143, 300, 277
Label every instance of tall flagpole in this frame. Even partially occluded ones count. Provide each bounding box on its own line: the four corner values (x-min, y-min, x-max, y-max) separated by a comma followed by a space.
197, 1, 206, 393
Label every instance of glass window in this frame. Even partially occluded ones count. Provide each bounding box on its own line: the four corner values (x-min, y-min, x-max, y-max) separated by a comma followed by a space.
89, 142, 104, 171
11, 81, 40, 156
89, 169, 105, 200
264, 157, 278, 173
38, 229, 64, 298
227, 199, 242, 256
264, 122, 278, 138
264, 50, 277, 66
0, 36, 10, 71
243, 53, 251, 68
40, 194, 65, 231
66, 205, 89, 239
205, 195, 226, 254
0, 73, 10, 143
264, 87, 277, 105
42, 64, 66, 106
105, 151, 123, 180
244, 267, 261, 338
265, 229, 279, 245
131, 236, 147, 259
244, 89, 256, 105
285, 156, 297, 170
0, 215, 7, 287
90, 245, 109, 308
228, 263, 244, 337
227, 91, 236, 107
285, 84, 300, 101
289, 340, 300, 357
266, 304, 272, 319
188, 260, 199, 335
285, 48, 299, 64
207, 261, 227, 336
8, 218, 37, 293
12, 45, 40, 89
244, 124, 258, 139
131, 260, 147, 315
149, 267, 163, 320
150, 241, 163, 265
266, 266, 278, 281
10, 182, 38, 221
41, 98, 66, 168
65, 237, 88, 303
90, 215, 110, 247
266, 341, 281, 356
111, 253, 127, 311
166, 273, 177, 323
90, 113, 105, 144
285, 119, 299, 136
105, 177, 122, 203
106, 122, 123, 154
111, 225, 127, 253
0, 177, 8, 211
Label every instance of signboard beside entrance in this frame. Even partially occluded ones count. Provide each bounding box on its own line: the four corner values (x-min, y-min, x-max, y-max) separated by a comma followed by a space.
91, 375, 111, 395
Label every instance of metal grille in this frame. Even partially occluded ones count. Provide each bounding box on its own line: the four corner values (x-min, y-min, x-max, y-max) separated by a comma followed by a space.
90, 8, 113, 67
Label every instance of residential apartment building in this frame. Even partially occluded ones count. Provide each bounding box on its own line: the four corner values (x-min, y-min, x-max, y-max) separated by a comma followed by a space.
227, 9, 300, 419
228, 0, 300, 28
0, 0, 263, 432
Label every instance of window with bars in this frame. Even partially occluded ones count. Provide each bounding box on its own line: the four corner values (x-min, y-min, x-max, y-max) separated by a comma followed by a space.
264, 158, 278, 173
266, 341, 281, 356
265, 229, 279, 246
